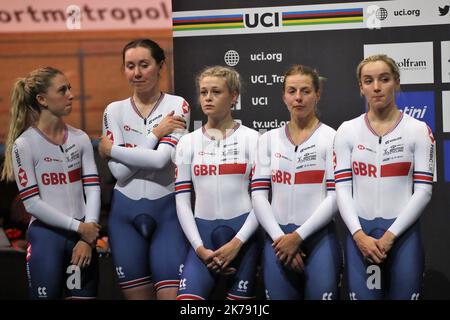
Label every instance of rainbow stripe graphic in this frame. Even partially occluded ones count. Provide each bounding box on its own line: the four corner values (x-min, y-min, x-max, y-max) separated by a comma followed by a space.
173, 14, 244, 31
282, 8, 363, 26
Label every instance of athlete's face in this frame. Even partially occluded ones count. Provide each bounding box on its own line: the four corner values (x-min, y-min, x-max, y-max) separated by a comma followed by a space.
199, 76, 237, 120
124, 46, 161, 94
359, 60, 400, 112
283, 73, 320, 121
36, 73, 73, 117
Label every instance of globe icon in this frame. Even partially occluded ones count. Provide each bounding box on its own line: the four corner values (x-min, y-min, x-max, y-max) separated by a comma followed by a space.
376, 8, 388, 20
224, 50, 240, 66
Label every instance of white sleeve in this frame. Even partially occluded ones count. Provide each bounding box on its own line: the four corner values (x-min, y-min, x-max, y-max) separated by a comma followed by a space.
102, 105, 139, 182
12, 139, 80, 232
110, 134, 181, 169
174, 135, 203, 250
251, 133, 284, 241
80, 133, 101, 223
296, 133, 338, 240
109, 98, 191, 171
334, 122, 362, 236
388, 123, 435, 236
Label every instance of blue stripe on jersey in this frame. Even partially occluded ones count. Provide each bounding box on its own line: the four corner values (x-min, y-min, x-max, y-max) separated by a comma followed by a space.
175, 180, 193, 194
251, 178, 271, 192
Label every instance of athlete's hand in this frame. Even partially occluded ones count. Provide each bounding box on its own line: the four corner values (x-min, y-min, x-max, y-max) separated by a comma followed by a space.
152, 111, 186, 139
98, 135, 113, 159
72, 240, 93, 268
273, 232, 304, 271
353, 230, 386, 264
209, 237, 242, 275
376, 230, 396, 256
78, 222, 101, 245
289, 252, 305, 273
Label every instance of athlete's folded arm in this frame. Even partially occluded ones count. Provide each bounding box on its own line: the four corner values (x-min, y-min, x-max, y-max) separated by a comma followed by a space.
110, 134, 180, 170
107, 133, 159, 182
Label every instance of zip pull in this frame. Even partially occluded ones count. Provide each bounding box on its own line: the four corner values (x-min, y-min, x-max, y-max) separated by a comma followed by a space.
295, 145, 298, 152
144, 118, 147, 125
379, 136, 382, 144
59, 145, 64, 153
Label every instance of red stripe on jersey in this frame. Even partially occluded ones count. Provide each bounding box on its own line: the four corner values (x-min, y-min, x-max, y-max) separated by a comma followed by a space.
82, 177, 99, 184
219, 163, 247, 175
335, 172, 352, 180
251, 182, 271, 188
68, 168, 82, 182
294, 170, 325, 184
326, 182, 335, 188
176, 294, 205, 300
160, 137, 178, 145
155, 280, 179, 290
381, 162, 411, 177
175, 184, 191, 191
20, 186, 39, 199
227, 293, 255, 300
413, 174, 433, 181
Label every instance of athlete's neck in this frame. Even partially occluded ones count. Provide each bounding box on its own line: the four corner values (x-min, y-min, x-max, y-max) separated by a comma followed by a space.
205, 115, 236, 140
367, 104, 400, 123
37, 112, 66, 145
288, 115, 319, 145
367, 106, 401, 137
133, 87, 162, 118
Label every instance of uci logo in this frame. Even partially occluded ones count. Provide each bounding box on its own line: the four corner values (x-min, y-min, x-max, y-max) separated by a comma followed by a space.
244, 12, 281, 28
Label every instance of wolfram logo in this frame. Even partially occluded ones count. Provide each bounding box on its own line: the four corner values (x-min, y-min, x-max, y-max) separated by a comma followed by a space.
224, 50, 239, 67
396, 58, 427, 70
244, 12, 281, 28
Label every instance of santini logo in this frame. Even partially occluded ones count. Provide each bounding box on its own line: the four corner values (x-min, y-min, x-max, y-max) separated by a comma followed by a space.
439, 6, 450, 16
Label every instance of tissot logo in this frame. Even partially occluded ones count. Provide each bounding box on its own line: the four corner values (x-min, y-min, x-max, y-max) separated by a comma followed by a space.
244, 12, 281, 28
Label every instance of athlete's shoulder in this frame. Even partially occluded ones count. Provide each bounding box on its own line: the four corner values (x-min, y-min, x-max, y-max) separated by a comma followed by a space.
14, 127, 34, 147
238, 124, 259, 138
402, 113, 427, 129
318, 122, 337, 136
336, 114, 364, 134
105, 97, 130, 113
66, 125, 91, 142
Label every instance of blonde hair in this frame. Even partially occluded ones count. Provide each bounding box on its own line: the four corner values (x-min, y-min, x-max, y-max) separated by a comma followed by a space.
1, 67, 63, 181
356, 54, 400, 84
196, 65, 241, 96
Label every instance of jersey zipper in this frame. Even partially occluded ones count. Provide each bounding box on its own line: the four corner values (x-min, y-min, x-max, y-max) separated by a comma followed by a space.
375, 136, 382, 217
59, 144, 75, 219
217, 139, 222, 220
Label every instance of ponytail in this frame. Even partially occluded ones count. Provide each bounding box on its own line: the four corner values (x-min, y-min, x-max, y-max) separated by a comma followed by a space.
1, 67, 62, 181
